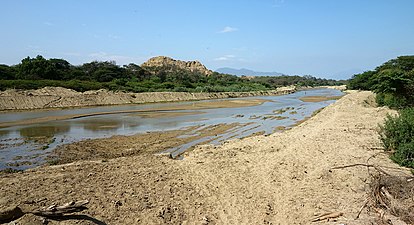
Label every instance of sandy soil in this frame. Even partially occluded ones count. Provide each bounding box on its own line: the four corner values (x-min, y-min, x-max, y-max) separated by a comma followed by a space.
299, 96, 343, 102
1, 91, 412, 224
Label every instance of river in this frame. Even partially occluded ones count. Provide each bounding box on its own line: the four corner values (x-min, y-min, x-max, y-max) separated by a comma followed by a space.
0, 88, 344, 170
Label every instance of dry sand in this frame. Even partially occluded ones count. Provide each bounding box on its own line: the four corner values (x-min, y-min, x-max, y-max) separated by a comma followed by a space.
0, 90, 411, 224
299, 95, 343, 102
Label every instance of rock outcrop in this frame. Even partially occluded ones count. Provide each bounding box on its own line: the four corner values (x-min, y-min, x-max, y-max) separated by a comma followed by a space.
141, 56, 213, 76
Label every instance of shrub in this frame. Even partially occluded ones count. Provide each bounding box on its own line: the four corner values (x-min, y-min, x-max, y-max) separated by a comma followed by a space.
391, 142, 414, 168
380, 107, 414, 168
376, 93, 408, 109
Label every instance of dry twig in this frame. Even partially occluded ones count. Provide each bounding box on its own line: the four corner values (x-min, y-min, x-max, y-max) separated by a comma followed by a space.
0, 200, 89, 223
355, 199, 368, 220
30, 200, 89, 217
331, 163, 392, 176
311, 212, 343, 222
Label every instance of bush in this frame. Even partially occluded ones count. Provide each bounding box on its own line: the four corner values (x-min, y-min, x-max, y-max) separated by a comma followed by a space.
380, 107, 414, 168
391, 142, 414, 168
376, 93, 408, 109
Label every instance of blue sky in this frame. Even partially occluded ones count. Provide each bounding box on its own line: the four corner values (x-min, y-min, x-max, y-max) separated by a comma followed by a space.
1, 0, 414, 79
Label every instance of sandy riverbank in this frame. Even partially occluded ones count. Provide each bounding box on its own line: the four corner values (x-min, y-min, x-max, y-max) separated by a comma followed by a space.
1, 90, 412, 224
0, 86, 295, 111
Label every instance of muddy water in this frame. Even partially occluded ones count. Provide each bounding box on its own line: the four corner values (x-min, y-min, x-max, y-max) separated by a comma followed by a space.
0, 88, 343, 170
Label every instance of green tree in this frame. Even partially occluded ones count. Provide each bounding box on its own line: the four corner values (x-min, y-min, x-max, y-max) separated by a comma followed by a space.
0, 64, 16, 80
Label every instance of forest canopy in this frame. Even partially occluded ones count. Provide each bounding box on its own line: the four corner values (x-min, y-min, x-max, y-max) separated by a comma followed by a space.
347, 55, 414, 108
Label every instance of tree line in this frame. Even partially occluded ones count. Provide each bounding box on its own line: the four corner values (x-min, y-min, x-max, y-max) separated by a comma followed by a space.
0, 55, 344, 92
348, 55, 414, 108
347, 55, 414, 169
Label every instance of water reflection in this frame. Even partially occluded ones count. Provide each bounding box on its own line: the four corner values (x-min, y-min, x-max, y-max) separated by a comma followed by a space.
82, 120, 123, 131
0, 129, 10, 138
19, 125, 70, 138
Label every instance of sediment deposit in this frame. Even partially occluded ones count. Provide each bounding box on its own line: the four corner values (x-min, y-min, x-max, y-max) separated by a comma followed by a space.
0, 86, 295, 111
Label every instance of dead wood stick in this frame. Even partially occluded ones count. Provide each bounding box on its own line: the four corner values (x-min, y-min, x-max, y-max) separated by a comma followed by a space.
311, 212, 343, 222
331, 163, 391, 176
367, 146, 385, 150
30, 200, 89, 217
380, 187, 394, 201
355, 199, 368, 220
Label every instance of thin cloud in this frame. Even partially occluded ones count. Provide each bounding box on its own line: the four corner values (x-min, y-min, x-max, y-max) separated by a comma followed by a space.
218, 26, 238, 33
43, 22, 54, 26
214, 55, 236, 61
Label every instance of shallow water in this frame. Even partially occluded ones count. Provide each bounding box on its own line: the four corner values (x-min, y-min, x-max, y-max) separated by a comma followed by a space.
0, 88, 343, 170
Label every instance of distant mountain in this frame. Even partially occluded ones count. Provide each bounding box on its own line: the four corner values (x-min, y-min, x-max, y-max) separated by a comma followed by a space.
216, 67, 284, 76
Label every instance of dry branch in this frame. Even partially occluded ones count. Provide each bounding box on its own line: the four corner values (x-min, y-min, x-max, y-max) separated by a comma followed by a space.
311, 212, 343, 222
331, 163, 392, 176
30, 200, 89, 217
355, 199, 368, 220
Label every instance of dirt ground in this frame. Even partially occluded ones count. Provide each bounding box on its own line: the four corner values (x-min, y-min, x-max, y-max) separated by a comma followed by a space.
1, 91, 413, 224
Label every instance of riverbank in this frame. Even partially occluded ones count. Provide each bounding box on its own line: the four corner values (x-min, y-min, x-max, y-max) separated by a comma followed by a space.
1, 91, 411, 224
0, 86, 295, 111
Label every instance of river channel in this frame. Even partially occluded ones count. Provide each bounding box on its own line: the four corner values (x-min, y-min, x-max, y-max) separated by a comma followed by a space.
0, 88, 344, 170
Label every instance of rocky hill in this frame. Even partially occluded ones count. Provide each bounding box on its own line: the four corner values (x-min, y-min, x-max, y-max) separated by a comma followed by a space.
141, 56, 213, 76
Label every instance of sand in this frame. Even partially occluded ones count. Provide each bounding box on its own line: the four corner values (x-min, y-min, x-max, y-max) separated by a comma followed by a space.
0, 90, 411, 224
299, 95, 343, 102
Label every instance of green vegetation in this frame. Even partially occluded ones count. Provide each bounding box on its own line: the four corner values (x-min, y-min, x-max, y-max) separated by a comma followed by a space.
347, 56, 414, 109
348, 55, 414, 169
1, 55, 344, 92
380, 108, 414, 168
251, 75, 345, 89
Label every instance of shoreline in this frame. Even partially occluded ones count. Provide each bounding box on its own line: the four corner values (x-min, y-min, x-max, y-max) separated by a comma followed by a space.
0, 86, 296, 111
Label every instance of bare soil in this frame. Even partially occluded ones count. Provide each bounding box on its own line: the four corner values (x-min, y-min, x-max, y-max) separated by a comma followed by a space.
1, 90, 412, 224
